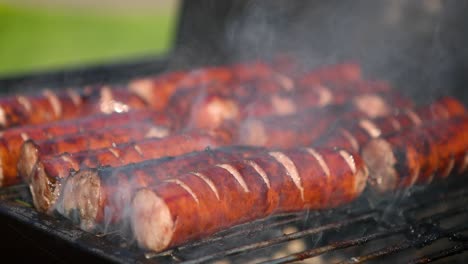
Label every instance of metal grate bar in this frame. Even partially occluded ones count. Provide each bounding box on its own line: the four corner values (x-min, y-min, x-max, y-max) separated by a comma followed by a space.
258, 226, 407, 264
145, 214, 306, 258
177, 212, 378, 264
338, 223, 468, 263
408, 242, 468, 264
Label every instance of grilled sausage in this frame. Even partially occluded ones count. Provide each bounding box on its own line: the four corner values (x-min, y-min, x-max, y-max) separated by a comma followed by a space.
183, 87, 411, 131
0, 86, 148, 129
238, 105, 362, 148
129, 62, 281, 111
29, 130, 232, 213
0, 110, 173, 187
16, 123, 171, 186
361, 116, 468, 192
297, 62, 362, 86
317, 97, 467, 152
56, 146, 266, 228
129, 148, 368, 252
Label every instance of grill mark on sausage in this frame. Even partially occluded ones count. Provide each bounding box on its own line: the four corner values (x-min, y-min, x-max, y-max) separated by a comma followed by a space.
66, 89, 82, 106
20, 133, 29, 141
315, 85, 333, 106
340, 128, 360, 151
133, 144, 144, 157
339, 150, 357, 174
145, 126, 170, 138
164, 179, 199, 205
275, 74, 294, 91
268, 151, 304, 201
17, 96, 32, 113
442, 156, 455, 178
459, 152, 468, 173
244, 160, 270, 188
100, 87, 115, 114
216, 164, 250, 193
0, 107, 6, 127
359, 119, 382, 138
404, 109, 422, 125
389, 117, 402, 131
43, 90, 62, 117
191, 172, 220, 200
61, 155, 79, 170
303, 148, 331, 177
271, 95, 296, 115
108, 148, 120, 159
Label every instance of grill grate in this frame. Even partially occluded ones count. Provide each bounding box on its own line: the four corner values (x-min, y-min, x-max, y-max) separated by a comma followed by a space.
0, 174, 467, 264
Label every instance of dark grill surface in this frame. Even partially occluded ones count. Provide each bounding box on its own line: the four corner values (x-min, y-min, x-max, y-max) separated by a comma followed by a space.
1, 174, 467, 263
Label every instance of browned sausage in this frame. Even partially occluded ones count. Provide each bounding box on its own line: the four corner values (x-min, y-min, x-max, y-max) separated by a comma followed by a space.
0, 110, 173, 187
317, 97, 466, 152
297, 62, 362, 86
128, 148, 367, 252
237, 105, 363, 148
55, 146, 266, 227
129, 61, 280, 111
15, 123, 171, 186
0, 86, 148, 129
361, 116, 468, 192
182, 87, 412, 131
29, 130, 233, 213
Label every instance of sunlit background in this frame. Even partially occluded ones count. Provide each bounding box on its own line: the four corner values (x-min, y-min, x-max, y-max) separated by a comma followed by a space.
0, 0, 179, 77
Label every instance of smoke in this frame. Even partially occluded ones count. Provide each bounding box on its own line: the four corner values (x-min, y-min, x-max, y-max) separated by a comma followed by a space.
212, 0, 466, 103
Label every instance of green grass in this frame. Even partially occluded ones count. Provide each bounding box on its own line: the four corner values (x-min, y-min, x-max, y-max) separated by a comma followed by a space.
0, 4, 176, 77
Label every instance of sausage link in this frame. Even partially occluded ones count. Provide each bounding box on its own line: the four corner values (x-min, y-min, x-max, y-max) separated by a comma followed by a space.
129, 61, 278, 111
30, 131, 232, 213
129, 148, 367, 252
238, 105, 363, 148
361, 116, 468, 192
56, 146, 266, 228
317, 97, 466, 152
17, 123, 171, 185
0, 86, 148, 129
0, 110, 173, 187
184, 87, 411, 131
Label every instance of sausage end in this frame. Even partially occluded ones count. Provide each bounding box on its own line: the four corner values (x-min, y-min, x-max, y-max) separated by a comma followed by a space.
17, 140, 40, 183
57, 170, 101, 231
362, 139, 398, 192
131, 189, 174, 252
29, 162, 58, 213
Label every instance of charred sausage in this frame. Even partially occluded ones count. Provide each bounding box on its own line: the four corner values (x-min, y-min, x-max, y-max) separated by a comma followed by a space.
0, 86, 148, 129
29, 130, 232, 213
361, 116, 468, 192
128, 148, 367, 252
15, 123, 171, 185
317, 97, 466, 152
55, 146, 266, 228
0, 110, 173, 187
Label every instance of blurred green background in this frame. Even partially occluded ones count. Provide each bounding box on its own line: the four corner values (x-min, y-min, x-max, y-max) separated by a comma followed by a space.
0, 1, 178, 77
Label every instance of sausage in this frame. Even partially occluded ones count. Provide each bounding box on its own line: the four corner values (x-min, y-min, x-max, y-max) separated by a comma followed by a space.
129, 148, 368, 252
0, 86, 148, 129
0, 110, 173, 187
16, 123, 171, 186
55, 146, 267, 229
361, 116, 468, 192
0, 89, 84, 129
183, 86, 411, 131
29, 130, 232, 213
129, 61, 280, 111
317, 97, 467, 152
297, 62, 362, 86
237, 105, 365, 148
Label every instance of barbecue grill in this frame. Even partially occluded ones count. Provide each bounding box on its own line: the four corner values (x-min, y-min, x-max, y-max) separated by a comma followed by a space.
1, 1, 468, 263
